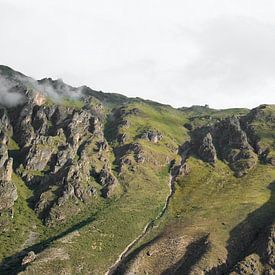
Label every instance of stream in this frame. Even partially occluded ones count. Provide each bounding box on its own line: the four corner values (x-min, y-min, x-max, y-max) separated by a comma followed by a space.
106, 155, 187, 275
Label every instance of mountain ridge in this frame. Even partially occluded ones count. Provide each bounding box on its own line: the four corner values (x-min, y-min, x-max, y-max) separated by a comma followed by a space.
0, 65, 275, 274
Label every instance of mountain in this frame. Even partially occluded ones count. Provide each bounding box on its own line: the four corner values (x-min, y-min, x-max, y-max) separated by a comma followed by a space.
0, 65, 275, 274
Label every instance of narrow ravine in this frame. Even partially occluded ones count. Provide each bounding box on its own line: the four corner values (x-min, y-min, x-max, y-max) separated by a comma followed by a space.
106, 154, 188, 275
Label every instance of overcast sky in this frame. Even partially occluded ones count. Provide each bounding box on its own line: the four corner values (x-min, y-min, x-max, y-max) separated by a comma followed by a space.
0, 0, 275, 108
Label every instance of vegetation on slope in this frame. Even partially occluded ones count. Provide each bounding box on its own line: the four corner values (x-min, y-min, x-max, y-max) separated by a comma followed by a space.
0, 66, 275, 275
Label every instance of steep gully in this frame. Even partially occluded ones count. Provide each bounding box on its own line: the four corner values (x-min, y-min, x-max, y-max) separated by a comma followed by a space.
106, 151, 188, 275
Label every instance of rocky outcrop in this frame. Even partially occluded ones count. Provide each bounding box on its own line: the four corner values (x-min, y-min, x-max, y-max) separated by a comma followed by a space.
21, 251, 36, 266
0, 108, 17, 212
1, 158, 13, 182
198, 132, 217, 164
170, 161, 191, 178
190, 116, 258, 176
30, 120, 116, 224
240, 105, 275, 167
130, 143, 146, 164
0, 176, 18, 211
265, 223, 275, 267
140, 129, 163, 143
3, 91, 122, 225
230, 221, 275, 274
230, 254, 262, 274
13, 103, 36, 148
114, 142, 146, 175
23, 141, 54, 172
65, 110, 94, 148
215, 116, 251, 150
106, 106, 140, 144
97, 164, 119, 198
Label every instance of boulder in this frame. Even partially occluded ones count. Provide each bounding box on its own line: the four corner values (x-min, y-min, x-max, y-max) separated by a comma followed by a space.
22, 251, 36, 266
198, 133, 217, 164
0, 180, 18, 211
141, 130, 163, 143
98, 165, 118, 198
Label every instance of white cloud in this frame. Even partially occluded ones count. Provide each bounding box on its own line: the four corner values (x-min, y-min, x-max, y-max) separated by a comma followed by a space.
0, 0, 275, 108
176, 17, 275, 107
0, 76, 25, 107
185, 18, 275, 86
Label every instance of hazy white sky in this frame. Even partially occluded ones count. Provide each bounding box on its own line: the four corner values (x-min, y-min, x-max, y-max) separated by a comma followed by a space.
0, 0, 275, 108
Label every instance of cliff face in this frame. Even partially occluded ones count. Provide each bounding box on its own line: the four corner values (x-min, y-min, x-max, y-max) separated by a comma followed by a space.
189, 115, 258, 177
0, 108, 17, 212
0, 65, 275, 275
2, 85, 119, 226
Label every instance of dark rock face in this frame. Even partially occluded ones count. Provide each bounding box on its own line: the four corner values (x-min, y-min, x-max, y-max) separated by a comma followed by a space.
0, 108, 17, 212
230, 254, 262, 275
0, 175, 18, 211
240, 104, 275, 167
140, 129, 163, 143
214, 116, 251, 152
32, 110, 117, 224
265, 223, 275, 267
98, 165, 119, 198
230, 221, 275, 274
107, 106, 140, 144
190, 116, 258, 176
172, 162, 191, 177
24, 140, 54, 171
198, 132, 217, 164
113, 142, 146, 175
0, 90, 122, 226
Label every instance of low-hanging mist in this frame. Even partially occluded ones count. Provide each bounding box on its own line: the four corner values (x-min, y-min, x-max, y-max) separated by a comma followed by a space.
0, 75, 26, 107
0, 68, 84, 107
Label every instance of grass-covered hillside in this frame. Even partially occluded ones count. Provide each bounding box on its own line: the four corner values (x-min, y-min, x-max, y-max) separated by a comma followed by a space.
0, 65, 274, 275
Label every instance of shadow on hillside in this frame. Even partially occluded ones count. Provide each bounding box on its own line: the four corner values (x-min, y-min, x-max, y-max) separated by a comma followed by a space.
113, 181, 275, 275
0, 215, 95, 275
161, 234, 210, 275
206, 180, 275, 274
112, 235, 161, 275
112, 232, 210, 275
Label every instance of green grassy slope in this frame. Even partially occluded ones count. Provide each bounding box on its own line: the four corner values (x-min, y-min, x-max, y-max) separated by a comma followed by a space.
116, 158, 275, 274
1, 65, 275, 275
1, 101, 189, 274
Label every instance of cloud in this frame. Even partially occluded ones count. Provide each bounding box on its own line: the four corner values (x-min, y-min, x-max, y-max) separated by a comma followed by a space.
0, 71, 83, 108
0, 76, 26, 107
1, 1, 275, 108
77, 15, 275, 108
178, 17, 275, 107
34, 79, 83, 102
